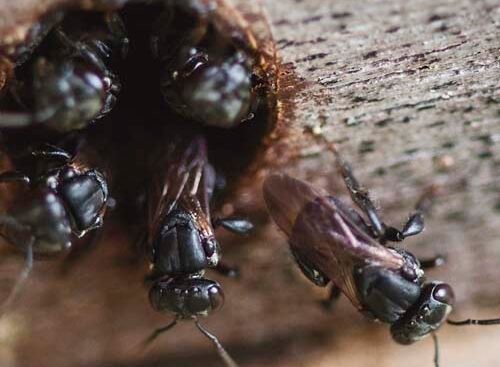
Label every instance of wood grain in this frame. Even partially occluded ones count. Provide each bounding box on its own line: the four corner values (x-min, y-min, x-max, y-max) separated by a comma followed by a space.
0, 0, 499, 366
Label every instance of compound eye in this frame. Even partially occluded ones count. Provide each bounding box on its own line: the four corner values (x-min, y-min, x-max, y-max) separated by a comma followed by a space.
433, 283, 455, 306
208, 284, 224, 312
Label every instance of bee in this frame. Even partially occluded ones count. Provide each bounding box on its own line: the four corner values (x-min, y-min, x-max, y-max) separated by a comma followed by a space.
151, 0, 270, 129
0, 144, 109, 313
0, 11, 128, 133
263, 155, 500, 366
142, 133, 252, 367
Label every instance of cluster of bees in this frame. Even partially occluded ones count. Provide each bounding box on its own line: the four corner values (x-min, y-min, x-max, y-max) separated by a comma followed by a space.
0, 1, 497, 366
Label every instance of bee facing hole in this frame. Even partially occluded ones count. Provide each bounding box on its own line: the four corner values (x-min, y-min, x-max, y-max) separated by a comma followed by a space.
0, 2, 277, 366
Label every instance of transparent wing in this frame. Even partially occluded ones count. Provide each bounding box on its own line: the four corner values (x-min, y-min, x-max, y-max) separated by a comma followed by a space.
147, 135, 209, 243
264, 174, 405, 308
263, 174, 327, 237
290, 196, 405, 307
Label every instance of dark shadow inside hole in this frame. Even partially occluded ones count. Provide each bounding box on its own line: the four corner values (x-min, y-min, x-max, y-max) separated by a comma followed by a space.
1, 3, 274, 227
80, 3, 274, 227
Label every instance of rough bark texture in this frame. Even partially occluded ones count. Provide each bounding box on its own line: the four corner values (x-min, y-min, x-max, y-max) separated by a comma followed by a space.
0, 0, 499, 367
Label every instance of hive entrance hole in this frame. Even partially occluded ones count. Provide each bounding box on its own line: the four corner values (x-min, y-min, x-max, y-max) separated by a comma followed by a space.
70, 3, 276, 224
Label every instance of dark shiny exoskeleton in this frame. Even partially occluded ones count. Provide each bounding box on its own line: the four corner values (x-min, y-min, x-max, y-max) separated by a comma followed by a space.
151, 0, 256, 128
148, 201, 224, 319
0, 12, 128, 133
0, 145, 109, 252
263, 152, 500, 365
142, 135, 251, 367
264, 172, 454, 341
0, 144, 109, 311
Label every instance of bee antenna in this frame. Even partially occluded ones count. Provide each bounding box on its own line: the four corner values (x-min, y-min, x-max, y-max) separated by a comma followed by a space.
194, 319, 239, 367
142, 317, 179, 348
447, 318, 500, 326
432, 333, 440, 367
1, 236, 34, 318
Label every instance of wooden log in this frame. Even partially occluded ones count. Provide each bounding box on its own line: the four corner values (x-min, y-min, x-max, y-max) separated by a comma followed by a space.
0, 0, 498, 366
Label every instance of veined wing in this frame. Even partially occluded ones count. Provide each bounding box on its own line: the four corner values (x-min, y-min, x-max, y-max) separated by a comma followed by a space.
264, 174, 405, 308
147, 135, 209, 243
263, 174, 327, 237
290, 195, 405, 308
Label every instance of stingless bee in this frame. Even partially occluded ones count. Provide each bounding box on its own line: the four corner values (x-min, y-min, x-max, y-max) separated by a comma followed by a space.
151, 0, 269, 129
0, 144, 109, 313
0, 11, 128, 133
263, 151, 500, 366
141, 133, 252, 367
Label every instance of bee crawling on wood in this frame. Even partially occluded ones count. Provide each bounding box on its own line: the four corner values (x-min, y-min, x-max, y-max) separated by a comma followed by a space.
0, 143, 110, 314
0, 12, 129, 133
263, 150, 500, 366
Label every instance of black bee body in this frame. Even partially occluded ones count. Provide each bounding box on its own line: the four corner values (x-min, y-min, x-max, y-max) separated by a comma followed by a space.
151, 0, 256, 128
0, 12, 128, 133
0, 143, 109, 315
0, 145, 109, 254
263, 152, 500, 366
141, 133, 252, 367
145, 136, 223, 319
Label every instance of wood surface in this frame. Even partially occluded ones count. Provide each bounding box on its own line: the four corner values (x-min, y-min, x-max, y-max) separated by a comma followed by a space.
0, 0, 499, 366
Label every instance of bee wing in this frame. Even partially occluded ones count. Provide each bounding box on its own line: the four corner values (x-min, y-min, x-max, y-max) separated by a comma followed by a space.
263, 174, 327, 237
178, 154, 216, 242
147, 136, 208, 242
264, 174, 405, 308
290, 196, 405, 308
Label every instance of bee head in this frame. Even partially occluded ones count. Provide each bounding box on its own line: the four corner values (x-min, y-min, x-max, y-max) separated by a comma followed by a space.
390, 282, 455, 344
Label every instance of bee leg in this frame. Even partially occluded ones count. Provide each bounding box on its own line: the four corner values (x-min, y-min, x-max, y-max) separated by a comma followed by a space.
320, 285, 342, 311
418, 255, 446, 270
0, 235, 34, 316
143, 317, 179, 347
0, 171, 30, 185
104, 13, 129, 59
336, 159, 385, 238
99, 87, 119, 118
291, 249, 329, 287
337, 159, 430, 243
31, 144, 72, 162
387, 185, 441, 242
54, 29, 108, 74
214, 262, 239, 278
0, 112, 35, 128
213, 217, 253, 235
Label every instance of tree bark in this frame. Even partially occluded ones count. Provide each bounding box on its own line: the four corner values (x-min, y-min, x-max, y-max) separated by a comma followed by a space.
0, 0, 499, 366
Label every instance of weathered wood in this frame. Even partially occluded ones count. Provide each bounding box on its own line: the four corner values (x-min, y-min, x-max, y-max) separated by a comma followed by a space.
264, 0, 500, 304
0, 0, 498, 366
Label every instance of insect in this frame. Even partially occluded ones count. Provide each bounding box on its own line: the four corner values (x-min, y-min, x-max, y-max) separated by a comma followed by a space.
0, 11, 128, 133
0, 144, 109, 313
151, 0, 261, 129
263, 153, 500, 366
141, 134, 252, 367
